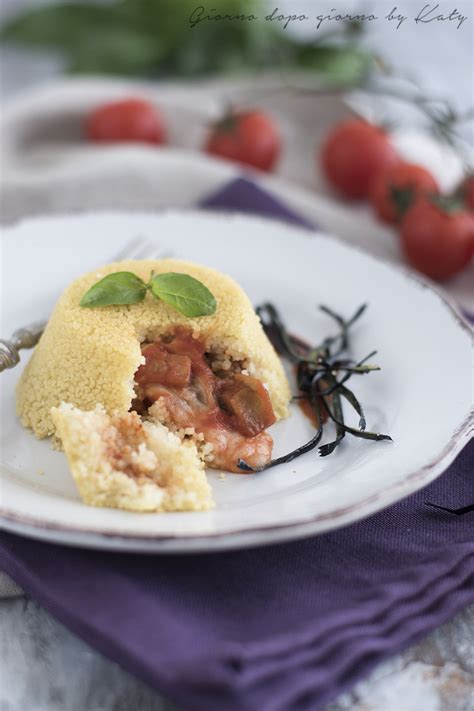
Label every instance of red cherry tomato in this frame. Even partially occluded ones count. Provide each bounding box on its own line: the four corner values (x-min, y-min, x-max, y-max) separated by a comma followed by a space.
400, 198, 474, 280
321, 119, 399, 200
205, 110, 280, 172
85, 98, 166, 144
370, 161, 439, 224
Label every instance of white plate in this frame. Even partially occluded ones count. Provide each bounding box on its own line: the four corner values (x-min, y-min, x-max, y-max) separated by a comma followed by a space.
0, 211, 472, 552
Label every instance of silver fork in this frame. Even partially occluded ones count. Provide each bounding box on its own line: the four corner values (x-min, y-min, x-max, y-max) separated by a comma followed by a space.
0, 237, 173, 373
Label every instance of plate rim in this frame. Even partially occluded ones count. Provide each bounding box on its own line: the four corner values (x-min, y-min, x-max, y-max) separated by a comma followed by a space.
1, 209, 472, 552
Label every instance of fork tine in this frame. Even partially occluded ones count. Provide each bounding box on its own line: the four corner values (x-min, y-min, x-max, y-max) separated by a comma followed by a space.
113, 237, 175, 262
132, 245, 176, 261
131, 242, 162, 260
113, 236, 152, 262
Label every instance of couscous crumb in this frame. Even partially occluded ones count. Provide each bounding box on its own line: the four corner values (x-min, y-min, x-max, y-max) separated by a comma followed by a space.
51, 403, 213, 512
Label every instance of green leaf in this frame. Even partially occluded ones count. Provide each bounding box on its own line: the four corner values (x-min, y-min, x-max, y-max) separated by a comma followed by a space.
430, 193, 466, 214
80, 272, 147, 308
0, 3, 126, 49
0, 0, 376, 84
68, 28, 162, 75
296, 45, 374, 87
123, 0, 197, 41
149, 273, 217, 317
391, 185, 417, 219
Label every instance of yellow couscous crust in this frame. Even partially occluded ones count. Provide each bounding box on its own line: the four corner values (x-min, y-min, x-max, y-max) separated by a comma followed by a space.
17, 258, 291, 438
51, 403, 213, 512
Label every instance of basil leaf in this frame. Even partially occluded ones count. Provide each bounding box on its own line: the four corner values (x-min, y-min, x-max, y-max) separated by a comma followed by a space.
0, 1, 377, 89
80, 272, 147, 308
149, 273, 217, 317
0, 4, 126, 49
69, 28, 162, 75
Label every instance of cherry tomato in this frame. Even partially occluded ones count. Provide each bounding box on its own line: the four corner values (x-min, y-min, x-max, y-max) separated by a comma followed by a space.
458, 174, 474, 212
85, 98, 166, 144
321, 119, 399, 200
400, 198, 474, 280
370, 161, 439, 224
205, 110, 280, 172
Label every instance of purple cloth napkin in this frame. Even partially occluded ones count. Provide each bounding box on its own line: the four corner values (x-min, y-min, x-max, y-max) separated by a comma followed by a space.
201, 176, 314, 229
1, 178, 473, 711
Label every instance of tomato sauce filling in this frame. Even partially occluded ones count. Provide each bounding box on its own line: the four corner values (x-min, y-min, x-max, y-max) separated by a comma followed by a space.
133, 329, 276, 472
